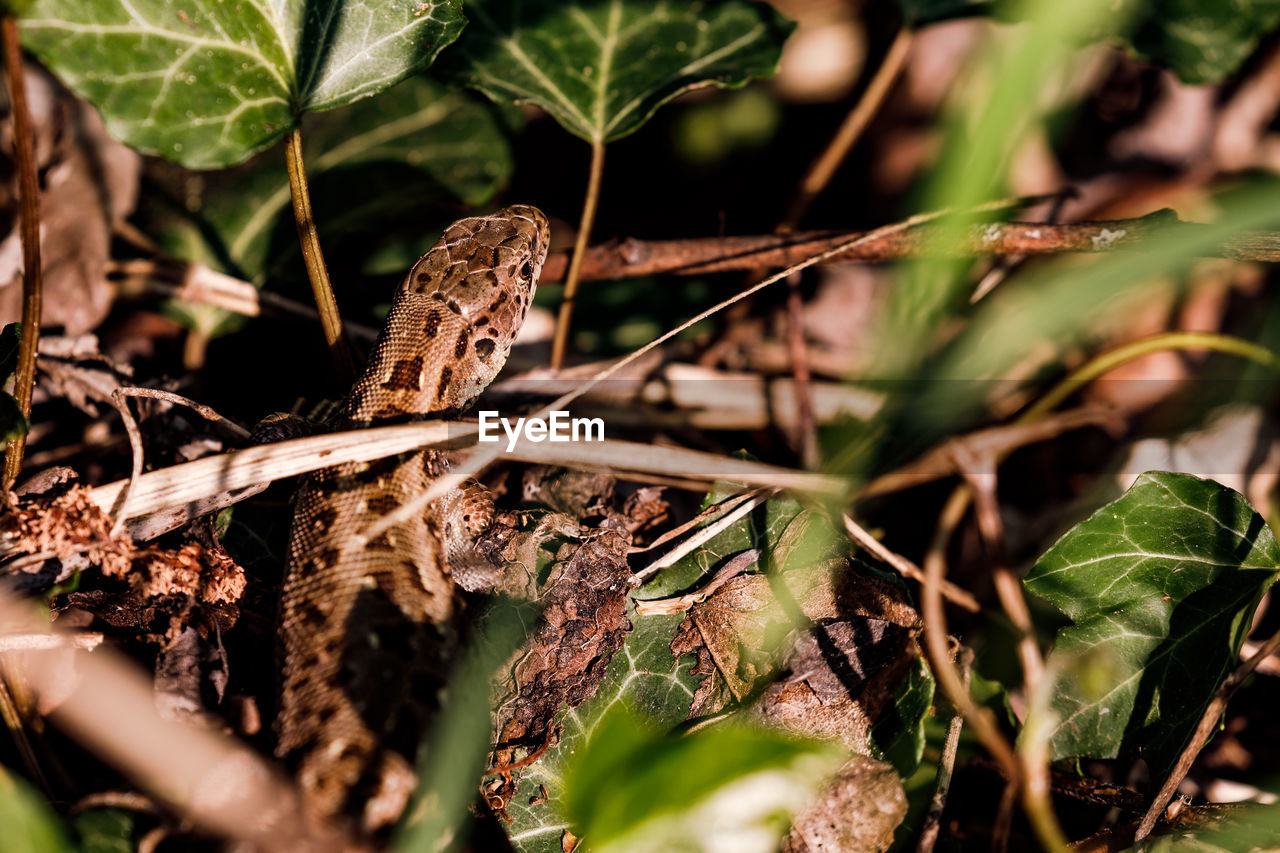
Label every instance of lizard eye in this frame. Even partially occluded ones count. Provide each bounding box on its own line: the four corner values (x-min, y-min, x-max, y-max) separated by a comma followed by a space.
520, 260, 534, 280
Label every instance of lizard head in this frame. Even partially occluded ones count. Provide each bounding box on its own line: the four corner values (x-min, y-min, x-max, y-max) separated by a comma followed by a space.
348, 205, 550, 422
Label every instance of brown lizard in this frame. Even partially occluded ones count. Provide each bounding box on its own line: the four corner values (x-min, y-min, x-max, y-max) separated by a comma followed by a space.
274, 205, 549, 833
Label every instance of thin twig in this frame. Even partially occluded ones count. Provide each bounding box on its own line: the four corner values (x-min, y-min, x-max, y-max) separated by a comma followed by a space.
112, 388, 251, 441
921, 487, 1020, 781
551, 138, 606, 370
634, 549, 759, 615
2, 15, 43, 487
1134, 626, 1280, 843
784, 278, 819, 468
534, 209, 1274, 282
952, 442, 1066, 852
0, 632, 103, 652
0, 669, 51, 801
917, 647, 972, 853
968, 188, 1074, 304
780, 25, 914, 229
948, 445, 1044, 690
627, 489, 757, 555
858, 406, 1117, 500
629, 490, 759, 554
632, 490, 775, 583
284, 127, 353, 384
993, 779, 1018, 853
107, 390, 146, 536
120, 213, 1280, 323
361, 198, 1041, 550
841, 513, 980, 612
109, 256, 382, 341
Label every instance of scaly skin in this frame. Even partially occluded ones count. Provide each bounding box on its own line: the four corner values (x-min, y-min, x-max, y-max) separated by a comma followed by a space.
275, 205, 549, 831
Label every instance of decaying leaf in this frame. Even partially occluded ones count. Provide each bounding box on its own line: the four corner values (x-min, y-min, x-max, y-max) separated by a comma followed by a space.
493, 512, 635, 759
3, 480, 245, 642
2, 482, 133, 581
672, 558, 919, 754
783, 755, 907, 853
0, 65, 139, 334
522, 465, 616, 519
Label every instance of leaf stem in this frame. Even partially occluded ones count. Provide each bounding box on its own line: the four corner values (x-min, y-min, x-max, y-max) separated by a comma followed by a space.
550, 138, 606, 370
3, 15, 42, 487
921, 487, 1021, 783
916, 647, 970, 853
779, 25, 914, 230
773, 27, 913, 467
284, 126, 353, 385
1135, 624, 1280, 843
1021, 330, 1280, 423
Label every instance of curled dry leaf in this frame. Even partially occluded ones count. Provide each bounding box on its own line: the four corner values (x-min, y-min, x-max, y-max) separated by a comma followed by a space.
782, 754, 907, 853
759, 614, 915, 754
489, 513, 634, 808
3, 482, 245, 646
672, 560, 920, 754
3, 482, 133, 580
0, 65, 139, 334
668, 554, 917, 853
619, 485, 671, 542
67, 539, 246, 645
522, 465, 617, 519
33, 334, 134, 417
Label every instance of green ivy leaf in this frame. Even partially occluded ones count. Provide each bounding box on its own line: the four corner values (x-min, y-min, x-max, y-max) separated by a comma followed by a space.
1024, 471, 1279, 775
0, 391, 30, 442
437, 0, 794, 144
1125, 0, 1280, 85
868, 655, 934, 777
71, 808, 135, 853
20, 0, 466, 167
150, 76, 512, 339
562, 704, 838, 853
0, 773, 74, 853
502, 604, 699, 853
197, 76, 514, 282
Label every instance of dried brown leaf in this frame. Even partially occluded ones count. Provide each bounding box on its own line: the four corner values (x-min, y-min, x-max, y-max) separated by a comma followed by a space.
783, 755, 907, 853
0, 66, 139, 333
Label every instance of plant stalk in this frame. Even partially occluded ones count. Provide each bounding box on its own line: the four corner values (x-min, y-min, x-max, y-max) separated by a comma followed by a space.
550, 138, 606, 370
284, 127, 353, 384
780, 25, 914, 231
3, 15, 42, 487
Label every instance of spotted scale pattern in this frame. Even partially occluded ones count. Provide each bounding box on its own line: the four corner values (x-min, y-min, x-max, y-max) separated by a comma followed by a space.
275, 205, 549, 831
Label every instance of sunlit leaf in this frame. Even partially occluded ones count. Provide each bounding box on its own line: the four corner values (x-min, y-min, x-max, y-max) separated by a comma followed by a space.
1125, 0, 1280, 84
0, 773, 74, 853
437, 0, 794, 144
1024, 471, 1278, 774
21, 0, 466, 167
563, 703, 838, 853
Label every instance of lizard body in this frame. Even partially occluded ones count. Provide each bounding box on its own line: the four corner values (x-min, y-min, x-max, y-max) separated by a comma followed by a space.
275, 205, 549, 830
